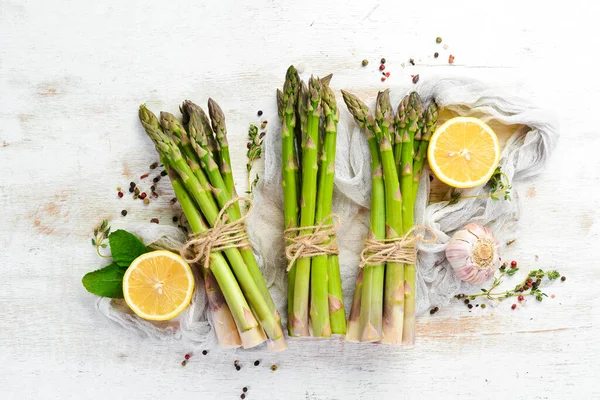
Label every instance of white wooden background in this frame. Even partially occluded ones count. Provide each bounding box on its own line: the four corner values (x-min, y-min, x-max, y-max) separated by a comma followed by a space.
1, 1, 599, 399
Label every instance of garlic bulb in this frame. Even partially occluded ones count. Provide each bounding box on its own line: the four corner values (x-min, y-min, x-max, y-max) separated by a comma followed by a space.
446, 223, 500, 284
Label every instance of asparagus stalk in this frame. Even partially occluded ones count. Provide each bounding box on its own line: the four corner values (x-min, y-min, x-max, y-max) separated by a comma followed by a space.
168, 167, 260, 348
394, 95, 410, 179
412, 101, 439, 195
280, 67, 301, 336
140, 106, 286, 348
309, 84, 340, 337
291, 76, 322, 337
345, 268, 364, 342
375, 90, 405, 345
400, 92, 423, 345
208, 98, 237, 198
341, 90, 385, 342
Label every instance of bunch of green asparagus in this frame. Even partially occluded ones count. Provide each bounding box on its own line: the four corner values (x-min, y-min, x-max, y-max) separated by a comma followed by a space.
342, 90, 438, 344
138, 100, 286, 351
277, 66, 346, 337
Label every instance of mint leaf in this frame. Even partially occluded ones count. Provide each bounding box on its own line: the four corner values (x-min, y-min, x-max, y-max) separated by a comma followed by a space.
82, 263, 125, 298
108, 230, 148, 267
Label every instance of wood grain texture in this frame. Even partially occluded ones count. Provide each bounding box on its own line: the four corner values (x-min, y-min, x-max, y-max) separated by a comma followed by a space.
1, 0, 599, 399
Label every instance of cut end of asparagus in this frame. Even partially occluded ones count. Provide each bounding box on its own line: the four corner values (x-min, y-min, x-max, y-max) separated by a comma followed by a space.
267, 337, 288, 353
239, 325, 268, 349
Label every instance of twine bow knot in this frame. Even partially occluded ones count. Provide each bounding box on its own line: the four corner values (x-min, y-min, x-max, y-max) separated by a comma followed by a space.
283, 214, 341, 271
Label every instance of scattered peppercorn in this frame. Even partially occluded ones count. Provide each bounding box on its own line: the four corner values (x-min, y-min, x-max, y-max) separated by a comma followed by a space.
202, 350, 208, 355
260, 121, 267, 129
436, 37, 442, 44
270, 365, 278, 371
150, 218, 159, 224
518, 295, 525, 301
561, 276, 566, 281
412, 74, 420, 84
150, 185, 156, 191
380, 57, 386, 64
434, 307, 439, 312
150, 162, 159, 169
134, 187, 140, 195
468, 304, 473, 309
510, 260, 517, 268
243, 387, 248, 393
379, 64, 385, 71
381, 77, 386, 82
234, 360, 239, 366
181, 360, 187, 366
259, 132, 266, 139
133, 194, 138, 200
385, 72, 390, 77
430, 308, 435, 315
121, 210, 127, 216
140, 173, 149, 180
257, 110, 263, 117
173, 216, 178, 223
118, 191, 124, 198
254, 360, 260, 366
129, 187, 134, 193
130, 182, 136, 188
140, 192, 147, 199
152, 192, 158, 198
170, 197, 177, 205
236, 366, 241, 371
464, 299, 470, 304
143, 198, 150, 205
184, 353, 191, 360
551, 294, 556, 299
241, 395, 246, 399
153, 177, 160, 183
448, 54, 455, 64
409, 58, 415, 65
481, 304, 486, 309
362, 59, 369, 66
434, 52, 439, 58
511, 304, 517, 310
161, 170, 167, 177
116, 186, 122, 191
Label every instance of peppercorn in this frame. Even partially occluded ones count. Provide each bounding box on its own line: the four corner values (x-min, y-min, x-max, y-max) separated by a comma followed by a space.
118, 191, 123, 198
184, 354, 191, 360
481, 304, 486, 309
246, 142, 252, 150
434, 307, 439, 312
436, 37, 442, 44
234, 360, 239, 366
133, 194, 138, 200
257, 110, 263, 117
181, 360, 187, 366
434, 52, 439, 58
385, 72, 390, 77
143, 198, 150, 205
140, 192, 147, 199
379, 64, 385, 71
150, 218, 159, 224
561, 276, 566, 282
511, 304, 517, 310
464, 299, 470, 305
518, 295, 525, 301
254, 360, 260, 366
380, 57, 386, 64
130, 182, 136, 188
270, 365, 278, 371
150, 185, 156, 191
150, 162, 159, 169
430, 309, 435, 315
241, 395, 246, 399
468, 304, 473, 309
510, 260, 517, 268
153, 177, 160, 183
121, 210, 127, 216
448, 54, 455, 64
259, 132, 266, 139
381, 77, 386, 82
243, 387, 248, 393
361, 59, 369, 66
152, 192, 158, 198
260, 122, 267, 129
202, 350, 208, 355
409, 58, 415, 65
412, 74, 420, 84
129, 187, 134, 193
134, 187, 140, 195
170, 197, 177, 205
161, 170, 167, 177
236, 366, 241, 371
140, 173, 149, 180
173, 216, 178, 223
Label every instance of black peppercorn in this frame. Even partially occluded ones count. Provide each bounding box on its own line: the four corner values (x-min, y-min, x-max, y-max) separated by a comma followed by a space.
121, 210, 127, 216
254, 360, 260, 366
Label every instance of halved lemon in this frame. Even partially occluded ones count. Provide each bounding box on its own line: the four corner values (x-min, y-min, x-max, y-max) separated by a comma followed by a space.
428, 117, 500, 188
123, 250, 195, 321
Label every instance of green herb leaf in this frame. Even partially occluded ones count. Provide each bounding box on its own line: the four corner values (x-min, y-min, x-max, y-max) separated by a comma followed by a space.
108, 230, 149, 267
82, 263, 126, 298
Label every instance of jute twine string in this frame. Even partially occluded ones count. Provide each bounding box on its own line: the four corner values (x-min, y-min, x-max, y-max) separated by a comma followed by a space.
180, 197, 252, 269
359, 225, 437, 268
283, 214, 341, 271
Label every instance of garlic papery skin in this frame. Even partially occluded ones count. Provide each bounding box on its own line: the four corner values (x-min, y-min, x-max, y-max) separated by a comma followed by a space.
446, 223, 500, 284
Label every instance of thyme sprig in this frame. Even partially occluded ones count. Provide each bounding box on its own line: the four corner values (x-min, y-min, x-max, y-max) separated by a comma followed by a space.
449, 167, 512, 205
91, 219, 111, 258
